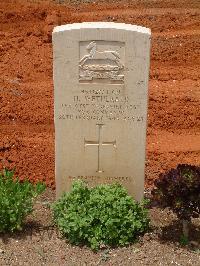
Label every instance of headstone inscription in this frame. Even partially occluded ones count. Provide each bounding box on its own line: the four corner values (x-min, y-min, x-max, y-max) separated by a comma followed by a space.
53, 22, 151, 201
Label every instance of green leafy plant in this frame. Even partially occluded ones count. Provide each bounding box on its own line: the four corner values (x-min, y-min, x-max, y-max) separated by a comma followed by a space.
180, 235, 189, 246
152, 164, 200, 238
0, 169, 45, 232
52, 180, 149, 250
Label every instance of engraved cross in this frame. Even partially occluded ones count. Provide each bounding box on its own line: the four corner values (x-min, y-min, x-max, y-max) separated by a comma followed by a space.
84, 124, 116, 173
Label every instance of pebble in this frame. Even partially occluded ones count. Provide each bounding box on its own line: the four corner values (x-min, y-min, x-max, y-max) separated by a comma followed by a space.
0, 248, 4, 254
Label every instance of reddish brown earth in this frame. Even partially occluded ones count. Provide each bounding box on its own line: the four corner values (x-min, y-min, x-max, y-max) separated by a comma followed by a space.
0, 0, 199, 183
0, 1, 200, 264
0, 0, 199, 189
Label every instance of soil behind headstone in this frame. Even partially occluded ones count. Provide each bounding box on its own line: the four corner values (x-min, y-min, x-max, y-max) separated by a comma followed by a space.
0, 0, 199, 188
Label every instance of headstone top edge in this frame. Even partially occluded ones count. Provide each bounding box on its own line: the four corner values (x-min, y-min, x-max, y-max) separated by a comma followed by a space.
53, 22, 151, 35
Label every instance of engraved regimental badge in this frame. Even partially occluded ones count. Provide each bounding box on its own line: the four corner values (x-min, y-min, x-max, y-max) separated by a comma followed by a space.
79, 41, 125, 84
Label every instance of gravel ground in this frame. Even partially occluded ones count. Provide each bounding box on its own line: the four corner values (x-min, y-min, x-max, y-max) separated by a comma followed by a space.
0, 0, 199, 264
0, 188, 199, 266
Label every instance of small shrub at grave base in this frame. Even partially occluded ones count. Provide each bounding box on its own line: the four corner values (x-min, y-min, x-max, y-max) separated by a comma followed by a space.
152, 164, 200, 237
152, 164, 200, 220
0, 169, 45, 233
52, 180, 150, 251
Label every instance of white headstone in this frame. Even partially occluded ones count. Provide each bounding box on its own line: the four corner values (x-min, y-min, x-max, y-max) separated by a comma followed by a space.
53, 22, 151, 201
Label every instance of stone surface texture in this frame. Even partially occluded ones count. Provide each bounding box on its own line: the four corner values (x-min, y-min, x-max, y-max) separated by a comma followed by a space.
53, 22, 151, 201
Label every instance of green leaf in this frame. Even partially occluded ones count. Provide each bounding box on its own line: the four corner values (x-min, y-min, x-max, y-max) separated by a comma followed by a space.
52, 180, 149, 250
0, 169, 45, 233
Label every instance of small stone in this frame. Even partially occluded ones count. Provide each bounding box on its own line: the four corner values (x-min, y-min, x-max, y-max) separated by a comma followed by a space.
190, 241, 199, 248
0, 248, 4, 254
133, 248, 140, 253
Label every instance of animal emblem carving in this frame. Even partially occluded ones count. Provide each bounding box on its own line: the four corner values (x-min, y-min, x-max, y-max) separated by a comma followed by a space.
79, 41, 124, 83
79, 41, 124, 69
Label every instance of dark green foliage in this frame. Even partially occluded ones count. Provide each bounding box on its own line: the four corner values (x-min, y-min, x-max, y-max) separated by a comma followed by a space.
180, 235, 189, 246
0, 169, 45, 232
52, 180, 149, 250
152, 164, 200, 221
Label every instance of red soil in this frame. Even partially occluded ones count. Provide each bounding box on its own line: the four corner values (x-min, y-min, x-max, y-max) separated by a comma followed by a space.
0, 0, 200, 189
